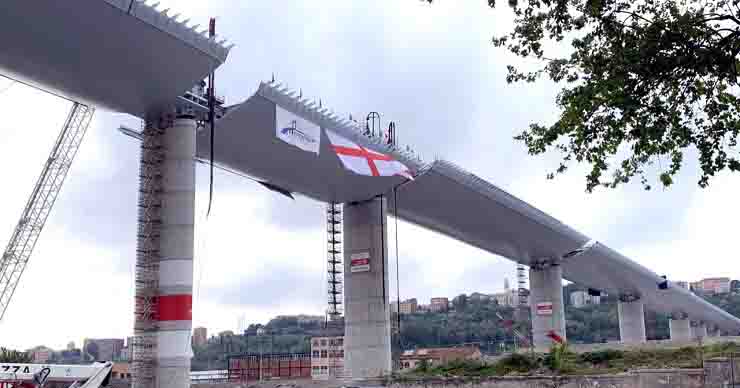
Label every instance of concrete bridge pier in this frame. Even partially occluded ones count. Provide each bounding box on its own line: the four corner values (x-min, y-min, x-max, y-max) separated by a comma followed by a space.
669, 313, 692, 342
707, 325, 720, 337
529, 260, 566, 351
617, 294, 646, 343
343, 197, 391, 379
691, 321, 707, 340
133, 115, 196, 388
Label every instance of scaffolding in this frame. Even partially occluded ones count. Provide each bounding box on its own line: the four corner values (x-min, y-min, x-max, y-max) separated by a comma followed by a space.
517, 263, 528, 308
326, 203, 343, 320
0, 102, 94, 321
132, 122, 166, 388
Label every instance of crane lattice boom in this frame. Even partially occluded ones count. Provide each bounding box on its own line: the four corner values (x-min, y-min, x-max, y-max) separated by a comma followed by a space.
0, 102, 94, 321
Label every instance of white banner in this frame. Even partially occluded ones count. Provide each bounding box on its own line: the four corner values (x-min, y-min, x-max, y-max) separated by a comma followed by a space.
275, 106, 320, 154
536, 302, 553, 316
350, 252, 370, 273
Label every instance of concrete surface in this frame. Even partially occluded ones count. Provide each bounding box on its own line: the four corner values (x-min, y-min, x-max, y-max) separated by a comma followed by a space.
618, 299, 647, 344
157, 117, 197, 388
670, 318, 692, 342
343, 198, 392, 379
529, 263, 566, 351
691, 322, 707, 340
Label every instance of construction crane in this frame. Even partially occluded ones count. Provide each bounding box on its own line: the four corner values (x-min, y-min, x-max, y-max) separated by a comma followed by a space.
0, 102, 95, 321
0, 361, 113, 388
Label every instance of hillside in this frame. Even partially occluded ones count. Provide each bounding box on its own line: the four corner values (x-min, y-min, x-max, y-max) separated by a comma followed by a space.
191, 290, 740, 370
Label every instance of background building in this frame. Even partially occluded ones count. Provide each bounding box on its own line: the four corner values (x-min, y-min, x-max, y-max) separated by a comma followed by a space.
675, 281, 689, 289
28, 346, 53, 363
570, 290, 601, 307
429, 297, 449, 312
390, 299, 418, 315
83, 338, 124, 361
310, 336, 344, 380
696, 277, 732, 294
193, 327, 208, 347
493, 289, 518, 307
228, 353, 311, 381
399, 347, 482, 370
469, 292, 493, 302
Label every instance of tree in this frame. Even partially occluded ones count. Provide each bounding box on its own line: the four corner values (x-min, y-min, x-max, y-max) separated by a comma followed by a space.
0, 347, 32, 363
429, 0, 740, 191
452, 293, 468, 311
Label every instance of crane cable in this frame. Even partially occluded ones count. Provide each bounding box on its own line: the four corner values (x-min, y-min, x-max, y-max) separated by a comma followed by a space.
380, 195, 386, 311
206, 17, 216, 217
393, 186, 402, 352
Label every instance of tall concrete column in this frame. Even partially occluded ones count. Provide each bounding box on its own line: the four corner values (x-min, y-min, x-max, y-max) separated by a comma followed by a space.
708, 326, 720, 337
617, 294, 646, 344
133, 115, 195, 388
156, 116, 196, 388
669, 313, 692, 342
529, 261, 566, 351
343, 197, 391, 379
691, 321, 707, 340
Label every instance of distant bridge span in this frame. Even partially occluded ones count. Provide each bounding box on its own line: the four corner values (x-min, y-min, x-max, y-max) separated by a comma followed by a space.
197, 81, 740, 334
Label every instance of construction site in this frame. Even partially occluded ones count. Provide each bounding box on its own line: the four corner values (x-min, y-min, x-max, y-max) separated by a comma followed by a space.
1, 2, 740, 388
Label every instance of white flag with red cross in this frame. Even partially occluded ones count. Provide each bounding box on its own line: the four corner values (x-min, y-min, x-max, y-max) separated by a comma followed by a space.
326, 130, 413, 180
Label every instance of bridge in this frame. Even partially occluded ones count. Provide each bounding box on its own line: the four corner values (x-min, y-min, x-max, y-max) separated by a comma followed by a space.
1, 1, 739, 387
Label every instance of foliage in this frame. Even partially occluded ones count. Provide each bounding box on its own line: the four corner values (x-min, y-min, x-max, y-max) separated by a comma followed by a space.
411, 357, 531, 377
192, 291, 740, 370
493, 353, 539, 374
430, 0, 740, 191
406, 342, 740, 378
415, 358, 431, 373
0, 347, 32, 363
544, 342, 574, 373
577, 349, 623, 364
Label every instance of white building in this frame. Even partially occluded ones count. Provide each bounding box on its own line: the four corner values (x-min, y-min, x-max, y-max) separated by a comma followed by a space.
310, 336, 344, 380
570, 290, 600, 307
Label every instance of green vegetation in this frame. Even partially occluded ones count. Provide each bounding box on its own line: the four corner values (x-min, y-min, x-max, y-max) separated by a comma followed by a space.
192, 291, 740, 370
429, 0, 740, 191
407, 342, 740, 377
0, 347, 32, 363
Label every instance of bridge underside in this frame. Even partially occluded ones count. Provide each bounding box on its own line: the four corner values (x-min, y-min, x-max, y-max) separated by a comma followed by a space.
0, 0, 229, 119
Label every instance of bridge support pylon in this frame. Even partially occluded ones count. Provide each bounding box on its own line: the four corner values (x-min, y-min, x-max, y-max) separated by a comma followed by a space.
529, 260, 566, 351
343, 197, 391, 380
669, 313, 692, 342
708, 325, 720, 337
691, 321, 707, 340
133, 115, 196, 388
617, 294, 646, 344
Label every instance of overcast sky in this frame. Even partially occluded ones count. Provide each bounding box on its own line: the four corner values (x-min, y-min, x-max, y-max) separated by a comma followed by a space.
0, 0, 738, 351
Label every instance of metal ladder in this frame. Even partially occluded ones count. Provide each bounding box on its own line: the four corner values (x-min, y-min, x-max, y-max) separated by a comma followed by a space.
0, 102, 95, 321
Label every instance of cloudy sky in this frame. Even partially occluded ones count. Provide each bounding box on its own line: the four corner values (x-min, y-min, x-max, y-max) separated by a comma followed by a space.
0, 0, 738, 350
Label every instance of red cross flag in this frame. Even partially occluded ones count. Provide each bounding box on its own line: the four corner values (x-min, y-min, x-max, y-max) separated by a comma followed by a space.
546, 330, 565, 344
326, 130, 413, 180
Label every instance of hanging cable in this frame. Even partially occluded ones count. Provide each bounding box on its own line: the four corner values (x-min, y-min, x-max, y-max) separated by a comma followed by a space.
380, 196, 387, 310
206, 17, 216, 217
393, 186, 402, 352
